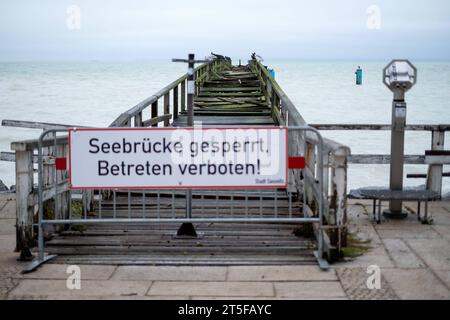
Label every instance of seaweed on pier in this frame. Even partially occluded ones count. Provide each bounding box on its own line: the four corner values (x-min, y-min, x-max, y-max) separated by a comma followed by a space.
69, 201, 87, 233
340, 232, 372, 259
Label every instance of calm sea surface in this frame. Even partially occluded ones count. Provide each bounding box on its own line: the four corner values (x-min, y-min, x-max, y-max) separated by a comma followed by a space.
1, 61, 449, 192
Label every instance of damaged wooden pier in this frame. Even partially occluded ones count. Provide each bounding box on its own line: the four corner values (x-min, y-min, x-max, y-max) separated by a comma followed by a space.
2, 54, 351, 270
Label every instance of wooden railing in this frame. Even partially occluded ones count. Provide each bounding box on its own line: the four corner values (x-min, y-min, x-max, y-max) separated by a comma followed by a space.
250, 59, 351, 255
7, 134, 70, 253
309, 124, 449, 196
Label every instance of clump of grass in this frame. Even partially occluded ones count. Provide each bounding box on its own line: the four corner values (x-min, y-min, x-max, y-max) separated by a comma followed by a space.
340, 232, 372, 259
70, 201, 87, 232
43, 200, 55, 220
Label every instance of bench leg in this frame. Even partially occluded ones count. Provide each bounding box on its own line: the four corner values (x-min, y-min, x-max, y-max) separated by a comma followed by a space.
424, 201, 429, 224
417, 201, 421, 221
373, 199, 377, 221
377, 200, 382, 224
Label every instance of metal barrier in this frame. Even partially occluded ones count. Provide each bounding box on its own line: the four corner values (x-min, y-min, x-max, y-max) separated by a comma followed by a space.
25, 125, 328, 272
5, 57, 349, 271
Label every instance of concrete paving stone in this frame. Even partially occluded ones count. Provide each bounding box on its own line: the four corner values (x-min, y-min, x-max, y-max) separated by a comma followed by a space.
375, 218, 437, 229
7, 296, 190, 301
190, 296, 348, 300
406, 238, 450, 271
0, 268, 21, 298
347, 203, 373, 225
383, 268, 450, 300
349, 224, 383, 246
382, 239, 426, 269
428, 201, 450, 210
148, 281, 274, 297
0, 200, 16, 219
274, 281, 346, 299
9, 279, 151, 298
7, 295, 190, 301
97, 295, 189, 300
0, 253, 24, 269
227, 265, 337, 282
0, 235, 16, 253
22, 264, 117, 280
334, 245, 395, 269
112, 266, 226, 281
21, 295, 189, 301
8, 295, 190, 300
434, 269, 450, 288
336, 267, 398, 300
375, 212, 429, 226
432, 225, 450, 240
430, 210, 450, 225
0, 219, 15, 235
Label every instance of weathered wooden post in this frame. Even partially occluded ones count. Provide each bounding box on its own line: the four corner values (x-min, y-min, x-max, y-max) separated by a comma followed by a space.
426, 129, 445, 196
304, 142, 316, 210
14, 148, 35, 259
173, 85, 179, 120
332, 153, 348, 249
172, 53, 208, 237
151, 101, 158, 127
163, 93, 170, 126
135, 112, 143, 127
180, 80, 186, 112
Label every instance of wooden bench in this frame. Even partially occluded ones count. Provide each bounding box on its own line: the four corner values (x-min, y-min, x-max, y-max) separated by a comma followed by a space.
350, 188, 440, 224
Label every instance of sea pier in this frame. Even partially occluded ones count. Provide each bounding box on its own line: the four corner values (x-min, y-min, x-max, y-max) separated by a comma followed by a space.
0, 55, 448, 278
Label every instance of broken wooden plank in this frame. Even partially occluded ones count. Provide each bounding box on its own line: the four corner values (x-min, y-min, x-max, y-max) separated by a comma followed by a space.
173, 116, 274, 126
197, 92, 263, 97
349, 154, 425, 164
2, 119, 86, 130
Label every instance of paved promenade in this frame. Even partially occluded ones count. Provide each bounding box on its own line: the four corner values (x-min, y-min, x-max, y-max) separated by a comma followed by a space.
1, 198, 449, 300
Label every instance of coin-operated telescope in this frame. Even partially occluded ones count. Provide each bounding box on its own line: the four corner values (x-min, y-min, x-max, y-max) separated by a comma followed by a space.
383, 60, 417, 218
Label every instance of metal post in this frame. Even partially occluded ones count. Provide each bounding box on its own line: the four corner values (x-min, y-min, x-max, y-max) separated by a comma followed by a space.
382, 60, 417, 219
172, 53, 208, 237
427, 130, 445, 195
182, 55, 196, 236
386, 92, 407, 217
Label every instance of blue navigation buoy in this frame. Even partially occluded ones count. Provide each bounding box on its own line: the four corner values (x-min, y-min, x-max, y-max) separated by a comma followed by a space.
355, 66, 363, 85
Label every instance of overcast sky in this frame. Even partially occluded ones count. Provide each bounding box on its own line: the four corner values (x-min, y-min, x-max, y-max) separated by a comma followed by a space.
0, 0, 449, 61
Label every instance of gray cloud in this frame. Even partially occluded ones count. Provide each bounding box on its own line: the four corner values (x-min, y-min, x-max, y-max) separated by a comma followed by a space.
0, 0, 449, 61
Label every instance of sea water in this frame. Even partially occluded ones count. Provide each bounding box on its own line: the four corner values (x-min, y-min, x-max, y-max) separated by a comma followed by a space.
1, 61, 449, 192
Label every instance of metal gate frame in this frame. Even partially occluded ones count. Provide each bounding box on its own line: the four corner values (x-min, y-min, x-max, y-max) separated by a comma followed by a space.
25, 126, 327, 272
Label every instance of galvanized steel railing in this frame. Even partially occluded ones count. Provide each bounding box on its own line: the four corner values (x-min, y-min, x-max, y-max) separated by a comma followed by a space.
31, 126, 327, 269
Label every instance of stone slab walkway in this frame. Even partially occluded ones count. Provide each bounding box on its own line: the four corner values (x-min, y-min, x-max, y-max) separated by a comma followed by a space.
1, 198, 449, 300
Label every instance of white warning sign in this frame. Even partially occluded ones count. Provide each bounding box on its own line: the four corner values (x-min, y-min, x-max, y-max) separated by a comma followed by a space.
69, 127, 287, 189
